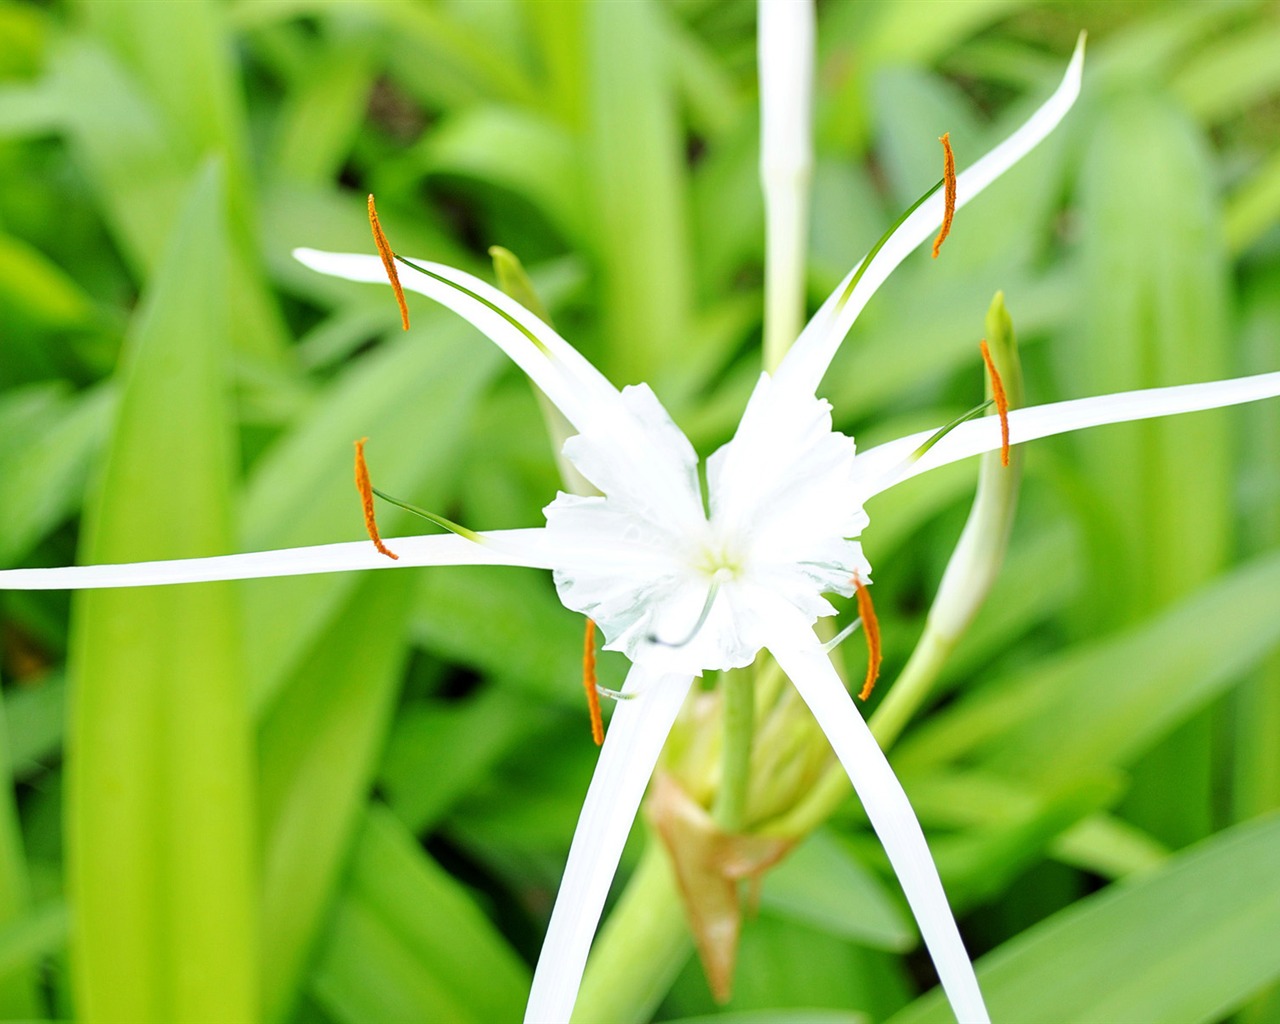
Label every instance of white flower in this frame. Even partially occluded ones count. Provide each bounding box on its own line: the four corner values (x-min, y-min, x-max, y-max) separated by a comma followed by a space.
6, 33, 1280, 1024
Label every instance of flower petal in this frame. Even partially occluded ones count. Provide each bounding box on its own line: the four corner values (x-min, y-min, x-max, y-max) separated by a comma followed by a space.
854, 370, 1280, 500
775, 35, 1085, 396
525, 667, 694, 1024
0, 528, 565, 590
293, 248, 620, 434
767, 612, 989, 1024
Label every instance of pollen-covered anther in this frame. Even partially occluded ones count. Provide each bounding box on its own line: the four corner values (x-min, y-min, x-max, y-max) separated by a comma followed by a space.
931, 132, 957, 259
367, 194, 410, 331
583, 618, 604, 746
852, 575, 881, 701
354, 437, 398, 560
980, 338, 1011, 466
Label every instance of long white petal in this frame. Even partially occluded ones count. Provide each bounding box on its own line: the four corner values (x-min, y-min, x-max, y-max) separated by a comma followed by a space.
775, 35, 1086, 396
294, 248, 619, 434
525, 667, 694, 1024
0, 528, 564, 590
854, 370, 1280, 500
758, 0, 814, 369
767, 613, 989, 1024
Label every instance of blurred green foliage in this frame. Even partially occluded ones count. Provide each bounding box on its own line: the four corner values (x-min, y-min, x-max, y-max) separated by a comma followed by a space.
0, 1, 1278, 1022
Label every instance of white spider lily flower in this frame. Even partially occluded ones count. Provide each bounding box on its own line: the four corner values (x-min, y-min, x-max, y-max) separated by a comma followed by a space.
5, 35, 1280, 1024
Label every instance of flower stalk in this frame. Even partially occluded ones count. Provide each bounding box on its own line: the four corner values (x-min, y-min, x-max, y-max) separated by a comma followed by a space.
873, 292, 1024, 751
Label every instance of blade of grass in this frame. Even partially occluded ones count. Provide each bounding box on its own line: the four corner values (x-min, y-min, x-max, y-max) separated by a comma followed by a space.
48, 35, 287, 364
0, 680, 37, 1017
1070, 89, 1232, 847
584, 0, 692, 384
259, 570, 414, 1024
309, 805, 530, 1024
887, 813, 1280, 1024
898, 549, 1280, 783
66, 161, 257, 1023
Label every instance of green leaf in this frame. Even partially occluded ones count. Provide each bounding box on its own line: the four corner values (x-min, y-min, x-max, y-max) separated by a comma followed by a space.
887, 813, 1280, 1024
309, 805, 530, 1024
1226, 147, 1280, 255
0, 681, 38, 1017
379, 688, 549, 834
67, 161, 257, 1023
0, 902, 68, 985
412, 565, 624, 708
268, 30, 376, 188
666, 912, 911, 1022
258, 570, 415, 1024
667, 1012, 866, 1024
4, 672, 64, 782
423, 108, 586, 245
1171, 21, 1280, 124
240, 315, 499, 712
760, 831, 912, 950
0, 385, 113, 566
584, 0, 693, 384
49, 33, 287, 364
899, 550, 1280, 783
1064, 88, 1234, 846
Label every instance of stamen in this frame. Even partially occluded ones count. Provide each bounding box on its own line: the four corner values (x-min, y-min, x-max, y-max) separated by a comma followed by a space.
395, 253, 553, 357
931, 132, 957, 259
838, 178, 943, 310
368, 194, 410, 331
583, 618, 603, 746
354, 438, 398, 560
648, 581, 722, 649
852, 576, 881, 701
980, 338, 1011, 467
370, 487, 485, 545
909, 399, 994, 461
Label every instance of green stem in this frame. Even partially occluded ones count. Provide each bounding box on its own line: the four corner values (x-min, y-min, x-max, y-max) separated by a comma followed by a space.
712, 668, 755, 831
572, 841, 691, 1024
869, 630, 955, 750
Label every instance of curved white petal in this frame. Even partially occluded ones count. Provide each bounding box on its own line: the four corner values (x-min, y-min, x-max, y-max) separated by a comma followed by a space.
0, 528, 565, 590
525, 668, 694, 1024
855, 370, 1280, 500
775, 35, 1086, 396
767, 611, 989, 1024
293, 248, 619, 434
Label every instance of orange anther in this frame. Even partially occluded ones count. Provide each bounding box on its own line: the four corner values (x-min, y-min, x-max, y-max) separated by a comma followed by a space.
368, 194, 410, 331
583, 618, 603, 746
354, 437, 398, 560
980, 339, 1011, 467
932, 132, 957, 259
853, 576, 881, 701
